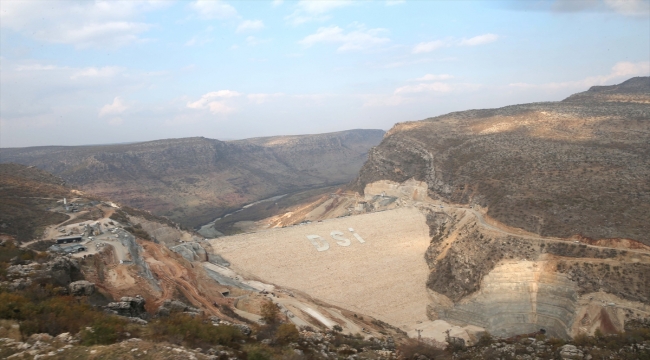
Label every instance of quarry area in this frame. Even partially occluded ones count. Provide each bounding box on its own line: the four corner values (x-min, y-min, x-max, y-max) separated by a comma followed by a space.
1, 79, 649, 359
26, 176, 646, 347
206, 178, 650, 346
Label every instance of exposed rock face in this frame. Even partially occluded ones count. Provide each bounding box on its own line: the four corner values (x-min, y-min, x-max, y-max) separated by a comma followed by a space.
559, 344, 584, 359
5, 256, 81, 288
105, 296, 147, 319
420, 204, 650, 339
120, 231, 159, 291
68, 280, 95, 296
170, 242, 209, 262
430, 261, 577, 339
156, 299, 201, 317
363, 179, 429, 202
0, 129, 384, 228
355, 77, 650, 245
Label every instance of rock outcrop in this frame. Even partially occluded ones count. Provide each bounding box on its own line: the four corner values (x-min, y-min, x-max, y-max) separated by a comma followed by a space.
156, 299, 201, 317
68, 280, 95, 296
170, 242, 209, 262
105, 295, 147, 319
4, 256, 81, 290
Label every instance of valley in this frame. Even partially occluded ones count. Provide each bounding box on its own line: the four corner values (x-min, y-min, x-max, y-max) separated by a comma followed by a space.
1, 77, 649, 359
0, 129, 384, 229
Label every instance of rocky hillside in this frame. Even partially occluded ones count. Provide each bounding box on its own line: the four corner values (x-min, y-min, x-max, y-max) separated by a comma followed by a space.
0, 164, 72, 241
355, 77, 650, 244
0, 129, 384, 228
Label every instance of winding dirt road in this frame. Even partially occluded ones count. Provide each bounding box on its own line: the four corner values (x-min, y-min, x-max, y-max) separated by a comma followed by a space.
425, 203, 650, 256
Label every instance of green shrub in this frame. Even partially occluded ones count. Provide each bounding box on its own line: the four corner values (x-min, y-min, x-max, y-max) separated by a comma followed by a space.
0, 290, 128, 343
81, 316, 128, 345
246, 346, 272, 360
149, 313, 243, 349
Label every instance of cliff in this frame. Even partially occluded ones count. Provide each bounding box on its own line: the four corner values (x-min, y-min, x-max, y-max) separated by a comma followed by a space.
355, 77, 650, 244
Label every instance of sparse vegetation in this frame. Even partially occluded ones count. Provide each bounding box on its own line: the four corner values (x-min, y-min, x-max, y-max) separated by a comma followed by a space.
149, 313, 243, 349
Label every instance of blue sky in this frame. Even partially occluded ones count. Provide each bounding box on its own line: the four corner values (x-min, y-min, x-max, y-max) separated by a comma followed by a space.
1, 0, 648, 147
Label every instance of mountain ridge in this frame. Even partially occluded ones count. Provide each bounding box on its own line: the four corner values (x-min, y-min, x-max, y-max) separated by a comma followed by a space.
0, 129, 385, 228
355, 77, 650, 244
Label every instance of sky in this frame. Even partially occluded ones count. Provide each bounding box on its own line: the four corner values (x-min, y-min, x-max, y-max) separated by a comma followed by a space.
1, 0, 649, 148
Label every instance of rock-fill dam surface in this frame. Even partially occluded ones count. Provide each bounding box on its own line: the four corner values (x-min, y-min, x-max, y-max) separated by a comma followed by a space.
209, 207, 433, 329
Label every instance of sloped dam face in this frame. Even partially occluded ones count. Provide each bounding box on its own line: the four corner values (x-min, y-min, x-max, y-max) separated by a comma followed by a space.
431, 261, 577, 339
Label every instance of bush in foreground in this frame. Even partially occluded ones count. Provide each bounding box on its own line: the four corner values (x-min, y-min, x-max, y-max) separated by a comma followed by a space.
149, 313, 244, 350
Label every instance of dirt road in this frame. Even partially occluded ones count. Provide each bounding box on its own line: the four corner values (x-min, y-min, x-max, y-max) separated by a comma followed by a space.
431, 203, 650, 256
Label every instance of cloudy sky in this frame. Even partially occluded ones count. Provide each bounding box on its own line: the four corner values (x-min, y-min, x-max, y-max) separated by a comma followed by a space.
1, 0, 648, 147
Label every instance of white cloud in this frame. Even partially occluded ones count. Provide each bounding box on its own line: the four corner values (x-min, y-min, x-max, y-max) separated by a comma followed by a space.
459, 33, 499, 46
0, 1, 159, 48
414, 74, 454, 81
394, 82, 452, 95
247, 93, 285, 104
412, 40, 449, 54
299, 26, 390, 52
237, 20, 264, 33
386, 0, 406, 5
604, 0, 650, 16
71, 66, 125, 80
412, 34, 498, 54
297, 0, 352, 14
99, 97, 128, 117
190, 0, 239, 20
285, 0, 352, 25
187, 91, 241, 114
509, 61, 650, 89
272, 0, 284, 7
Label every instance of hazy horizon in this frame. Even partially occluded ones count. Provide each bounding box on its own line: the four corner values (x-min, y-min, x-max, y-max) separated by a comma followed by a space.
1, 0, 649, 148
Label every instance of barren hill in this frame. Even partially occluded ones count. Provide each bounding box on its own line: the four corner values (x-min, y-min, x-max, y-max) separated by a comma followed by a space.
0, 129, 384, 228
355, 77, 650, 244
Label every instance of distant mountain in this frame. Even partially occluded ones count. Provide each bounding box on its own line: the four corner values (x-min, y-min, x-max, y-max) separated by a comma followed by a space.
355, 77, 650, 244
1, 129, 385, 228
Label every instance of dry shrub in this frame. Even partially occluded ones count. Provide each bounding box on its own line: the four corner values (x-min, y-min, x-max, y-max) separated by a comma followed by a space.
260, 300, 280, 325
397, 339, 449, 360
275, 323, 299, 344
